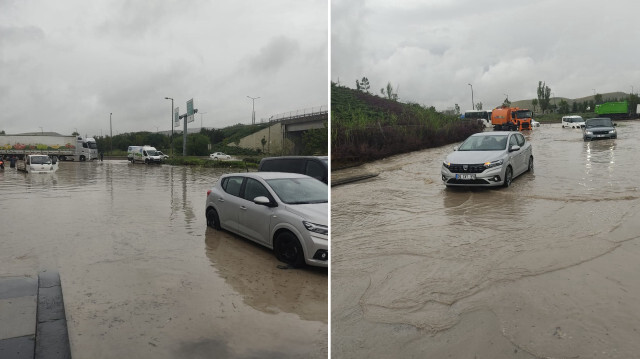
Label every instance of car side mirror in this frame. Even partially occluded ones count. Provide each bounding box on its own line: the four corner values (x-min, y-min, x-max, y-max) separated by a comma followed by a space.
614, 123, 617, 127
254, 196, 276, 207
509, 145, 521, 152
453, 146, 458, 151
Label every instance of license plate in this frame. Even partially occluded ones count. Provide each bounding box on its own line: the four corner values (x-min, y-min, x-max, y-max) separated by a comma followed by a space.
456, 174, 475, 180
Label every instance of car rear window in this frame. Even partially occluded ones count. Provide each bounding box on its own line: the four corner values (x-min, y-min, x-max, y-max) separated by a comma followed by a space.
261, 159, 305, 174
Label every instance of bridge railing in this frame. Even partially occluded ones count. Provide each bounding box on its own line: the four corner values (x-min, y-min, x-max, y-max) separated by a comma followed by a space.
260, 106, 328, 123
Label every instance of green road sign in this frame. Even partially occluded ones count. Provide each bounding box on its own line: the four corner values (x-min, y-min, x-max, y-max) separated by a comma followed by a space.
187, 99, 194, 116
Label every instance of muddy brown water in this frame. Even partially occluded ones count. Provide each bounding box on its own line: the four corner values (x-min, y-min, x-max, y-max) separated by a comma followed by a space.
332, 122, 640, 359
0, 162, 327, 358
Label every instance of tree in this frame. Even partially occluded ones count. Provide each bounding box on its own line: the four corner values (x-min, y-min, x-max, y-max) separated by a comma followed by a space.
475, 102, 483, 110
537, 81, 551, 114
558, 99, 570, 114
360, 77, 370, 93
572, 101, 578, 113
594, 93, 603, 105
380, 82, 398, 101
502, 97, 511, 107
454, 104, 461, 115
261, 136, 267, 153
531, 99, 538, 113
72, 131, 79, 136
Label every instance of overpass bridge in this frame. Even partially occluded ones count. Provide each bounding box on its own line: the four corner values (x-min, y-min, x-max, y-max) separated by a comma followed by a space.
239, 106, 327, 155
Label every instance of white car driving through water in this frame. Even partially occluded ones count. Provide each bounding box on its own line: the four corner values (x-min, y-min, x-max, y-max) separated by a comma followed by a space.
441, 131, 533, 188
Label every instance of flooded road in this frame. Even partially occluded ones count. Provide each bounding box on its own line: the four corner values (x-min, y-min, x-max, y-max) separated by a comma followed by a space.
0, 161, 327, 358
332, 122, 640, 358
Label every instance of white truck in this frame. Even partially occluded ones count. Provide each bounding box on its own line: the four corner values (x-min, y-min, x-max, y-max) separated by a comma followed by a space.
0, 134, 98, 161
16, 154, 59, 173
127, 145, 163, 164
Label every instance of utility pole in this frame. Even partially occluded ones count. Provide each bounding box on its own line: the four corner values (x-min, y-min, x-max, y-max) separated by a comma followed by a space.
109, 113, 113, 155
468, 83, 474, 110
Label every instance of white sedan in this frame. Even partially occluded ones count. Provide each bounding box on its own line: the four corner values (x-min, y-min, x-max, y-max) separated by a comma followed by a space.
209, 152, 231, 160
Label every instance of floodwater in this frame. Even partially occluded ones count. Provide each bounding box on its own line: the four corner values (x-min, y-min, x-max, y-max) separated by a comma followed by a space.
0, 161, 327, 358
332, 122, 640, 358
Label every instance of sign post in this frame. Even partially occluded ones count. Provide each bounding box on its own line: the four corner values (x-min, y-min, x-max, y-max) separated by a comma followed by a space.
182, 99, 197, 156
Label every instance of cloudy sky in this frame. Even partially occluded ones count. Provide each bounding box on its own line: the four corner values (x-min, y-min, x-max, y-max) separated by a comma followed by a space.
1, 0, 328, 136
332, 0, 640, 112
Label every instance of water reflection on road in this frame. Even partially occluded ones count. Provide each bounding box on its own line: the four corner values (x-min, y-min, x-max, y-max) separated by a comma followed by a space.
0, 161, 327, 359
332, 122, 640, 359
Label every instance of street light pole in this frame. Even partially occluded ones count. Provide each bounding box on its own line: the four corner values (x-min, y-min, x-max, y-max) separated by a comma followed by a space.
467, 83, 474, 110
165, 97, 174, 156
247, 96, 260, 125
200, 112, 207, 130
109, 113, 113, 156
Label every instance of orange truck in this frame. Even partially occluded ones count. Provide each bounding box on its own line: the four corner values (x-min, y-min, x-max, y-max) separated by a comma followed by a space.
491, 107, 533, 131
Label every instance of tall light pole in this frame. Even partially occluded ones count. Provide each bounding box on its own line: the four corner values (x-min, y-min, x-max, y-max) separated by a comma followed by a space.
109, 113, 113, 155
247, 96, 260, 125
467, 83, 474, 110
200, 112, 207, 130
165, 97, 174, 155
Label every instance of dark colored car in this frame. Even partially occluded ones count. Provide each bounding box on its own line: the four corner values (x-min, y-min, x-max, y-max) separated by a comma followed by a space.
583, 118, 617, 141
258, 156, 328, 184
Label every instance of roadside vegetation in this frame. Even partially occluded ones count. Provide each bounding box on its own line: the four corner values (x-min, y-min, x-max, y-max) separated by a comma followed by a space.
331, 82, 482, 167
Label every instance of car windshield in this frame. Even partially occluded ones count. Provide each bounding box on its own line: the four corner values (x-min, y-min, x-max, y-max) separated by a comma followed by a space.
147, 149, 157, 155
586, 119, 613, 127
266, 178, 328, 204
458, 135, 508, 151
31, 156, 51, 165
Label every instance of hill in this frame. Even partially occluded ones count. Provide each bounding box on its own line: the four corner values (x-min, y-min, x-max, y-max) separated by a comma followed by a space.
511, 92, 630, 111
331, 83, 482, 166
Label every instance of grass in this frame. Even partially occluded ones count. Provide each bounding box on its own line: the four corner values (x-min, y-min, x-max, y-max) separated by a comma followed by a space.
331, 83, 483, 167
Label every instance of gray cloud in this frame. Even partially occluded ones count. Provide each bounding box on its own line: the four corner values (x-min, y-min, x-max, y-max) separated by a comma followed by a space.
332, 0, 640, 111
0, 0, 327, 136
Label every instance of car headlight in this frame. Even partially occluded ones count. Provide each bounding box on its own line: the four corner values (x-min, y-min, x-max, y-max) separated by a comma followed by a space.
484, 159, 503, 169
609, 129, 616, 134
585, 130, 593, 135
303, 221, 328, 235
442, 161, 451, 169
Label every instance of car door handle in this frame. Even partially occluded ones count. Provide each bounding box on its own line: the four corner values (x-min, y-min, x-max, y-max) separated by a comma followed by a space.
217, 198, 225, 202
240, 206, 247, 211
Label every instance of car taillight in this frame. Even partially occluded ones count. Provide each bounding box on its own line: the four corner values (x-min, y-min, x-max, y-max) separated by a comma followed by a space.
207, 190, 211, 197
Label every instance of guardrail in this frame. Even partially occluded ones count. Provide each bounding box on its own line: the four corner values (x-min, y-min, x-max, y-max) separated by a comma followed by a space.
261, 106, 328, 122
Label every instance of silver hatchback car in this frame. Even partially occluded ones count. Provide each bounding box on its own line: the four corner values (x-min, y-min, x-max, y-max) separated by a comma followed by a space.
206, 172, 328, 267
441, 131, 533, 187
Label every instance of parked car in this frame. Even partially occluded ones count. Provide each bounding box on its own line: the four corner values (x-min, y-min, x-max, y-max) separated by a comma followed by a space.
441, 131, 533, 188
205, 172, 328, 267
531, 119, 540, 127
209, 152, 231, 160
562, 115, 585, 128
583, 117, 617, 141
258, 156, 328, 184
157, 151, 169, 159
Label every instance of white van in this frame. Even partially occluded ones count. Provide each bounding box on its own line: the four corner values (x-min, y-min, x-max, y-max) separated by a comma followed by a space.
127, 145, 162, 164
16, 154, 58, 173
562, 115, 585, 129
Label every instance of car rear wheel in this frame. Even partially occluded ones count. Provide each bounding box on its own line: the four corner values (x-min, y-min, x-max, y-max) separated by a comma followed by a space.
206, 208, 221, 230
527, 156, 534, 172
274, 231, 305, 268
503, 166, 513, 188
